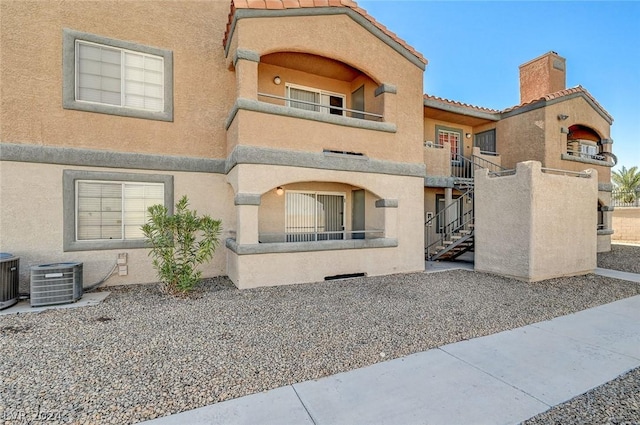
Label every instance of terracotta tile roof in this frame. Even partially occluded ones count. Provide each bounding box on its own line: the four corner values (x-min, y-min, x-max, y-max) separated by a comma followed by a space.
502, 85, 613, 121
223, 0, 427, 65
423, 94, 501, 114
425, 86, 612, 122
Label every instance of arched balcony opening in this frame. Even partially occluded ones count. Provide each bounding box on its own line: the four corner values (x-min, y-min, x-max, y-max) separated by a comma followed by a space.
258, 181, 387, 244
566, 124, 605, 161
257, 52, 384, 122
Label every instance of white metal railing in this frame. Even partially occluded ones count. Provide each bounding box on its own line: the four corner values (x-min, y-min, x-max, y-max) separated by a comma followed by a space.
478, 150, 499, 156
565, 149, 606, 161
541, 167, 591, 178
612, 189, 640, 207
424, 141, 445, 148
259, 229, 385, 243
257, 92, 384, 121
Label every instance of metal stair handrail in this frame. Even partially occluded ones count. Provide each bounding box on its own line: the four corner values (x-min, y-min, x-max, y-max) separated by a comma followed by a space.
425, 188, 474, 258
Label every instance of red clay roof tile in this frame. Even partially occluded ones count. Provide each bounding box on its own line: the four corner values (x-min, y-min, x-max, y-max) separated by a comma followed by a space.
223, 0, 427, 65
502, 85, 612, 120
423, 94, 501, 114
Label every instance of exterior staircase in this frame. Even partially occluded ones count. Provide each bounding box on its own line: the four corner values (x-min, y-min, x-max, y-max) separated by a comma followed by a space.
425, 154, 505, 261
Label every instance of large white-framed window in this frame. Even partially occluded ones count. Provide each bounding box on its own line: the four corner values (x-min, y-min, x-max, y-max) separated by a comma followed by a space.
63, 29, 173, 121
76, 180, 164, 241
285, 83, 345, 116
63, 170, 173, 251
75, 40, 164, 112
285, 190, 345, 242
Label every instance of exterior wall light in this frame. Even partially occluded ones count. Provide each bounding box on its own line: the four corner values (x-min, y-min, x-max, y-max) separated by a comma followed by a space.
276, 186, 284, 195
465, 133, 471, 139
557, 114, 569, 120
273, 76, 281, 85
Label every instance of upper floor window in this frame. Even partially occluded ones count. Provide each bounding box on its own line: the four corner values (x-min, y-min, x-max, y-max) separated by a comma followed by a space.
286, 83, 345, 116
63, 29, 173, 121
76, 41, 164, 112
438, 128, 462, 160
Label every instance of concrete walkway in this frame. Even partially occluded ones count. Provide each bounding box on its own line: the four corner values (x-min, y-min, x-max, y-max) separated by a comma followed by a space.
143, 268, 640, 425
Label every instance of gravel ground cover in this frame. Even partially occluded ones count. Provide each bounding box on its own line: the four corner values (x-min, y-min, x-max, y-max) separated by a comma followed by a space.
523, 367, 640, 425
598, 243, 640, 274
1, 268, 639, 425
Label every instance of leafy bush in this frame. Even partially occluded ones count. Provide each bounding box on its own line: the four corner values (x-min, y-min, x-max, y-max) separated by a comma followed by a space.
142, 195, 222, 294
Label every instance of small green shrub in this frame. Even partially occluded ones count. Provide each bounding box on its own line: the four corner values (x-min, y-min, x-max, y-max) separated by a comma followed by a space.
142, 195, 222, 294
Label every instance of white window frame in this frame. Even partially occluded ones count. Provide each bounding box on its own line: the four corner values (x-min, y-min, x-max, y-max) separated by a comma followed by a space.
75, 40, 165, 112
63, 28, 173, 121
438, 129, 462, 160
285, 83, 346, 116
63, 170, 173, 252
75, 180, 165, 242
285, 190, 346, 242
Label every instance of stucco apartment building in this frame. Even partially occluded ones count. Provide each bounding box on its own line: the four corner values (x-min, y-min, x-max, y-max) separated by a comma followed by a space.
0, 0, 615, 289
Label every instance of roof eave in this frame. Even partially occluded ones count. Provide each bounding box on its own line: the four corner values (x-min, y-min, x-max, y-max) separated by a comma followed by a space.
423, 98, 500, 122
502, 92, 613, 125
224, 7, 427, 71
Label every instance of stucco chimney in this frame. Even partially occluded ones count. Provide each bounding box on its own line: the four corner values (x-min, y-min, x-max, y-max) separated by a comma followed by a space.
519, 51, 566, 104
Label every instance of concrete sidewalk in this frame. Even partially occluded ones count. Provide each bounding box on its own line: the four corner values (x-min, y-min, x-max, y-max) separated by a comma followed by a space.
143, 270, 640, 425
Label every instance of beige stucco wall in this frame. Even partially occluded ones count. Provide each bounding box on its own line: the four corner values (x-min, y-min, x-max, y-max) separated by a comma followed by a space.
226, 163, 425, 288
1, 1, 232, 159
475, 161, 597, 282
0, 161, 233, 290
612, 208, 640, 242
424, 141, 451, 177
228, 14, 425, 165
496, 108, 546, 170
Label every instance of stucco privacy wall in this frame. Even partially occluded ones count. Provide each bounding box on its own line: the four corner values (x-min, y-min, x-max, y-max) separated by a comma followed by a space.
612, 208, 640, 242
475, 161, 597, 282
0, 161, 233, 289
0, 1, 232, 158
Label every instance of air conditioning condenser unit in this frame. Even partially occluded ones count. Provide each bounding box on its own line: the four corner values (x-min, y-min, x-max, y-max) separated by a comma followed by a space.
30, 262, 83, 307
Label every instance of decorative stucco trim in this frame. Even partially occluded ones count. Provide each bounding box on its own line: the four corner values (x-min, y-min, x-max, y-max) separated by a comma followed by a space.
225, 8, 426, 70
225, 145, 426, 178
561, 153, 613, 168
62, 28, 174, 122
374, 84, 397, 97
600, 205, 615, 212
375, 199, 398, 208
598, 183, 614, 192
423, 98, 500, 122
601, 138, 614, 145
225, 98, 397, 133
63, 170, 174, 252
597, 229, 615, 236
424, 176, 455, 188
234, 193, 261, 206
233, 49, 260, 67
225, 237, 398, 255
0, 143, 225, 174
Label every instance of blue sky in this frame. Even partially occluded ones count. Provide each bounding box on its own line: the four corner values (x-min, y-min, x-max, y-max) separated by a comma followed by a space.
358, 1, 640, 172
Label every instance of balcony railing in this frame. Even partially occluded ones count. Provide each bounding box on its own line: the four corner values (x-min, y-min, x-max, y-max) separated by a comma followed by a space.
612, 189, 640, 207
258, 229, 385, 243
257, 93, 383, 121
565, 149, 606, 162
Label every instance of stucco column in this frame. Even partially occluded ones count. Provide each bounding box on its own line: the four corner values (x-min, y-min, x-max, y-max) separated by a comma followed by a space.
234, 49, 259, 100
234, 194, 260, 245
375, 84, 397, 124
375, 199, 398, 239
